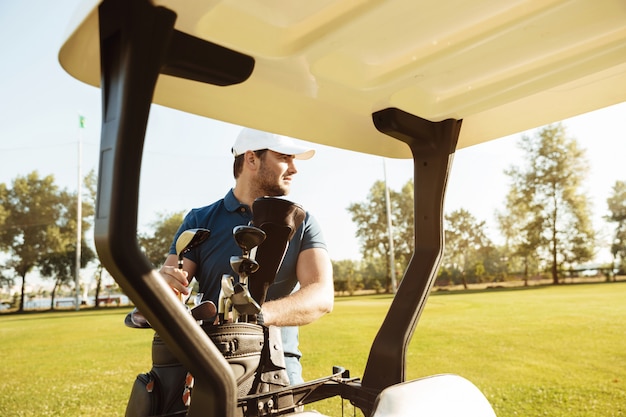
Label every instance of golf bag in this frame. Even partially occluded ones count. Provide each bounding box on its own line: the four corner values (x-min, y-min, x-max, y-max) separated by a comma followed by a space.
125, 197, 305, 416
125, 324, 290, 417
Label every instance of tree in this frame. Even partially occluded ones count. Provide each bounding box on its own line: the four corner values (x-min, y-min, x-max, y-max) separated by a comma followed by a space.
138, 211, 185, 267
0, 267, 14, 294
347, 179, 414, 292
39, 240, 96, 309
0, 185, 12, 292
502, 124, 594, 284
443, 208, 492, 289
0, 172, 73, 311
606, 180, 626, 275
0, 183, 8, 227
497, 181, 543, 284
332, 259, 359, 295
38, 170, 97, 309
394, 179, 415, 269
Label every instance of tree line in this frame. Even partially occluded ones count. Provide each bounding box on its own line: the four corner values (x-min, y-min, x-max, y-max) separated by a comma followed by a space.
341, 124, 626, 293
1, 123, 625, 310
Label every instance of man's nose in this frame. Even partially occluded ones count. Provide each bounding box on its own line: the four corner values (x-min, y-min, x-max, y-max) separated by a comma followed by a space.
288, 159, 298, 175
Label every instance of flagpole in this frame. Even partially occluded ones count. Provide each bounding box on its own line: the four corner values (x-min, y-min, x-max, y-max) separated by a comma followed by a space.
75, 115, 84, 311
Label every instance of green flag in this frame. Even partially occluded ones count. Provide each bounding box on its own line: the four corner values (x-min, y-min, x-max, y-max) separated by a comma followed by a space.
79, 115, 86, 129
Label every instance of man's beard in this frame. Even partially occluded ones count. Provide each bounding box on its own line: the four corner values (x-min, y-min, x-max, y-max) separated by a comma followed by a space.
254, 164, 289, 197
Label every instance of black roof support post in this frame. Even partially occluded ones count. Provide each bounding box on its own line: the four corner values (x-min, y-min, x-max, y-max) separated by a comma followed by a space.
361, 108, 461, 396
95, 0, 253, 415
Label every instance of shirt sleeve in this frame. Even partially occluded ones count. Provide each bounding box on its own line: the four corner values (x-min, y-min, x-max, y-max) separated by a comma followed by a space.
301, 212, 328, 251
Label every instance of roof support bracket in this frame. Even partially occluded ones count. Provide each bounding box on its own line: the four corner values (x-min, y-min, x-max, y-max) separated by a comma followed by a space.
362, 108, 462, 394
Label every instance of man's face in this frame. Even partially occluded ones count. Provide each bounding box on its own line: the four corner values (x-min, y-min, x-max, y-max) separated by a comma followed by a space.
253, 150, 297, 196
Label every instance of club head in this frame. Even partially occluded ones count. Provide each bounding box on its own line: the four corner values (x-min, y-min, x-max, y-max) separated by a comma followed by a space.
176, 228, 211, 265
191, 301, 217, 321
232, 225, 266, 254
231, 283, 261, 315
194, 292, 204, 306
218, 289, 226, 316
124, 308, 151, 329
221, 275, 235, 298
230, 256, 260, 276
229, 300, 238, 323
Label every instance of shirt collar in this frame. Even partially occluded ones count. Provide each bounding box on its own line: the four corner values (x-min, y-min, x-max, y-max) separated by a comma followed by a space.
224, 188, 250, 213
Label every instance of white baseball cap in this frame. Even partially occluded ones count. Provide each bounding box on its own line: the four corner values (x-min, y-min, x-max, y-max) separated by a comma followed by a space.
231, 128, 315, 160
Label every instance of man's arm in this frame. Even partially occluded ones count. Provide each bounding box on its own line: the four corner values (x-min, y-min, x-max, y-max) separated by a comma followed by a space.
261, 247, 334, 327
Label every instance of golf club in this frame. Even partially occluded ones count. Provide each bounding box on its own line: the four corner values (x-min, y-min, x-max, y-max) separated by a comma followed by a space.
190, 300, 217, 322
175, 228, 211, 269
218, 274, 235, 323
231, 282, 262, 319
233, 225, 266, 258
249, 197, 306, 305
124, 308, 151, 328
174, 228, 210, 301
229, 256, 260, 286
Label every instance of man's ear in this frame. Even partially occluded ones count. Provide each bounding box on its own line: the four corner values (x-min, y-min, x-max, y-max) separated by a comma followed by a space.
244, 150, 259, 170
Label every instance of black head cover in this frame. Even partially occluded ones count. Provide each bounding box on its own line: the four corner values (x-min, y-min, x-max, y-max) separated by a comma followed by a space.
249, 197, 305, 304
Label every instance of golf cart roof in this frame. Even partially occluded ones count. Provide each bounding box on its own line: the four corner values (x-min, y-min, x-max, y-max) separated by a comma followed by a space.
57, 1, 626, 415
59, 0, 626, 158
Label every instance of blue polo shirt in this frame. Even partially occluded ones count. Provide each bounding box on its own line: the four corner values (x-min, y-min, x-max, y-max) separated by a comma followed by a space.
168, 189, 327, 381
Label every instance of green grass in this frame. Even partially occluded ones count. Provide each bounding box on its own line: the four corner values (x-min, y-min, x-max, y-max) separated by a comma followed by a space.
300, 283, 626, 416
1, 282, 625, 416
0, 309, 154, 417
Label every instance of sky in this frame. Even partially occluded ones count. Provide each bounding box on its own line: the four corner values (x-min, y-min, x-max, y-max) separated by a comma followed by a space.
1, 0, 625, 276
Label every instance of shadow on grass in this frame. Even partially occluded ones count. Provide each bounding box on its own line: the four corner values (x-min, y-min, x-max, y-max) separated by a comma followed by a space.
334, 278, 625, 301
431, 277, 625, 297
0, 305, 132, 321
430, 284, 552, 297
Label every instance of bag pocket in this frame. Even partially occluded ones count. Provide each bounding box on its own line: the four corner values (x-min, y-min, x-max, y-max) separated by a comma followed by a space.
125, 366, 188, 417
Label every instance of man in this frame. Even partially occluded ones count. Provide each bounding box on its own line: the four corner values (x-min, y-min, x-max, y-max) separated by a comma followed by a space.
159, 127, 334, 384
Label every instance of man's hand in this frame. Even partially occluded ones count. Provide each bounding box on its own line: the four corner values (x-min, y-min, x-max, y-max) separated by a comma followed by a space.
159, 265, 190, 296
159, 254, 197, 297
159, 254, 196, 295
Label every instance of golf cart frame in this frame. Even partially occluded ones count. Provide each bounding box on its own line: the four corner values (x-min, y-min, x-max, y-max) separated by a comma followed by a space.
68, 0, 625, 415
95, 0, 457, 415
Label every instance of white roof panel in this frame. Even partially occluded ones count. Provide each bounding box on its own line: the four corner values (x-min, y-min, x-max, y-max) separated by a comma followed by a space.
59, 0, 626, 157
